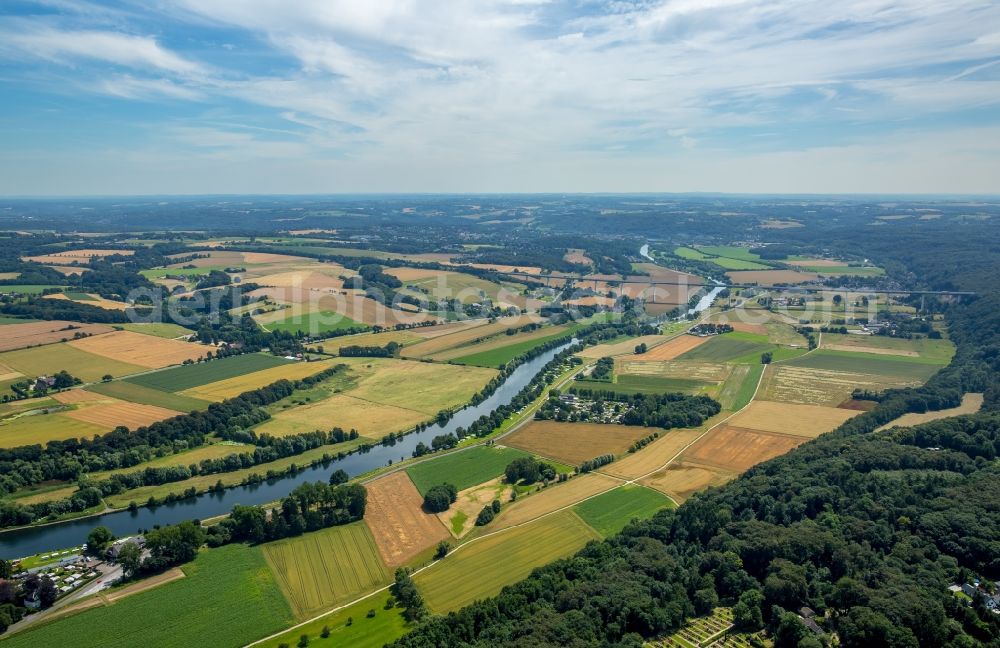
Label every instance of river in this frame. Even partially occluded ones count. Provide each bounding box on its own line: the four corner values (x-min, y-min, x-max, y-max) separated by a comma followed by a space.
640, 243, 725, 316
0, 341, 575, 558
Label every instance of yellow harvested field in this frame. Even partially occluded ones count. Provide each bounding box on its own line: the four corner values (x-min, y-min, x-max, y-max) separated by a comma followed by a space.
51, 389, 107, 404
252, 270, 345, 291
401, 316, 539, 358
682, 425, 806, 472
759, 364, 920, 407
180, 360, 338, 401
786, 258, 844, 267
241, 252, 310, 264
726, 270, 818, 286
44, 293, 130, 311
0, 321, 115, 352
729, 401, 857, 438
343, 359, 497, 415
385, 267, 444, 281
67, 330, 208, 368
640, 461, 735, 502
603, 423, 717, 479
438, 478, 512, 538
257, 394, 427, 438
46, 265, 86, 276
620, 335, 708, 361
63, 400, 181, 430
493, 473, 619, 529
564, 295, 616, 308
822, 343, 918, 357
409, 320, 485, 338
615, 359, 733, 382
577, 335, 671, 359
876, 393, 984, 431
365, 472, 450, 567
564, 249, 593, 265
505, 420, 653, 466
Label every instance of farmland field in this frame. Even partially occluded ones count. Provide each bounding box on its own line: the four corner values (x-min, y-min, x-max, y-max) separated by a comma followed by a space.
682, 425, 806, 472
118, 322, 194, 338
576, 335, 669, 359
438, 478, 511, 538
603, 416, 726, 480
180, 359, 338, 401
729, 400, 858, 437
256, 394, 427, 438
448, 327, 571, 367
85, 380, 210, 412
506, 420, 657, 465
263, 310, 367, 336
616, 359, 733, 383
725, 269, 819, 285
364, 471, 450, 567
414, 510, 600, 612
0, 412, 107, 447
124, 353, 293, 391
876, 392, 984, 430
820, 333, 955, 363
67, 330, 208, 368
341, 358, 497, 415
400, 316, 538, 359
0, 320, 114, 352
623, 334, 708, 361
0, 343, 145, 382
493, 473, 620, 529
573, 485, 674, 536
574, 375, 711, 395
0, 284, 63, 294
255, 589, 411, 648
309, 329, 423, 354
62, 399, 180, 430
262, 522, 391, 619
406, 445, 531, 495
759, 364, 920, 406
717, 364, 763, 410
676, 332, 774, 364
639, 461, 736, 502
786, 349, 943, 379
0, 544, 293, 648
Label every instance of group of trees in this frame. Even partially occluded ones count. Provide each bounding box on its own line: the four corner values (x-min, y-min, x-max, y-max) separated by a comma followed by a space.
338, 341, 401, 357
504, 457, 556, 485
422, 484, 458, 513
590, 356, 614, 381
555, 389, 722, 429
206, 480, 367, 546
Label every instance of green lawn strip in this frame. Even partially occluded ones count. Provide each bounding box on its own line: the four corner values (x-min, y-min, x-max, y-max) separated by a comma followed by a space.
807, 265, 885, 276
718, 364, 764, 410
2, 544, 293, 648
124, 353, 293, 392
0, 316, 39, 325
263, 311, 368, 336
254, 589, 411, 648
86, 380, 211, 412
573, 485, 674, 537
405, 446, 531, 495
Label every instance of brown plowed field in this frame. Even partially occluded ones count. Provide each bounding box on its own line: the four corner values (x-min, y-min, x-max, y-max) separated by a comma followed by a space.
0, 321, 114, 352
67, 330, 208, 368
603, 415, 726, 479
623, 335, 708, 361
505, 420, 652, 466
639, 461, 736, 502
63, 400, 181, 430
51, 389, 107, 404
681, 425, 806, 472
364, 471, 450, 567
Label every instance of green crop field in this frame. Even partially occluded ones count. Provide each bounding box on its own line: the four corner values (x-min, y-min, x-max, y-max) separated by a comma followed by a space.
717, 364, 763, 410
86, 380, 211, 412
262, 522, 391, 619
452, 329, 572, 368
0, 316, 38, 325
0, 344, 146, 383
264, 311, 368, 336
677, 332, 773, 364
821, 333, 955, 363
805, 265, 885, 276
414, 510, 600, 612
125, 353, 292, 392
673, 246, 712, 260
573, 485, 674, 536
0, 413, 107, 448
787, 349, 943, 379
1, 544, 293, 648
140, 266, 220, 279
0, 284, 63, 294
118, 322, 195, 339
257, 590, 412, 648
405, 446, 531, 495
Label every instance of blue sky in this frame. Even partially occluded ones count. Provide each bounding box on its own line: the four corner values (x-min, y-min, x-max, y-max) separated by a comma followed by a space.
1, 0, 998, 195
